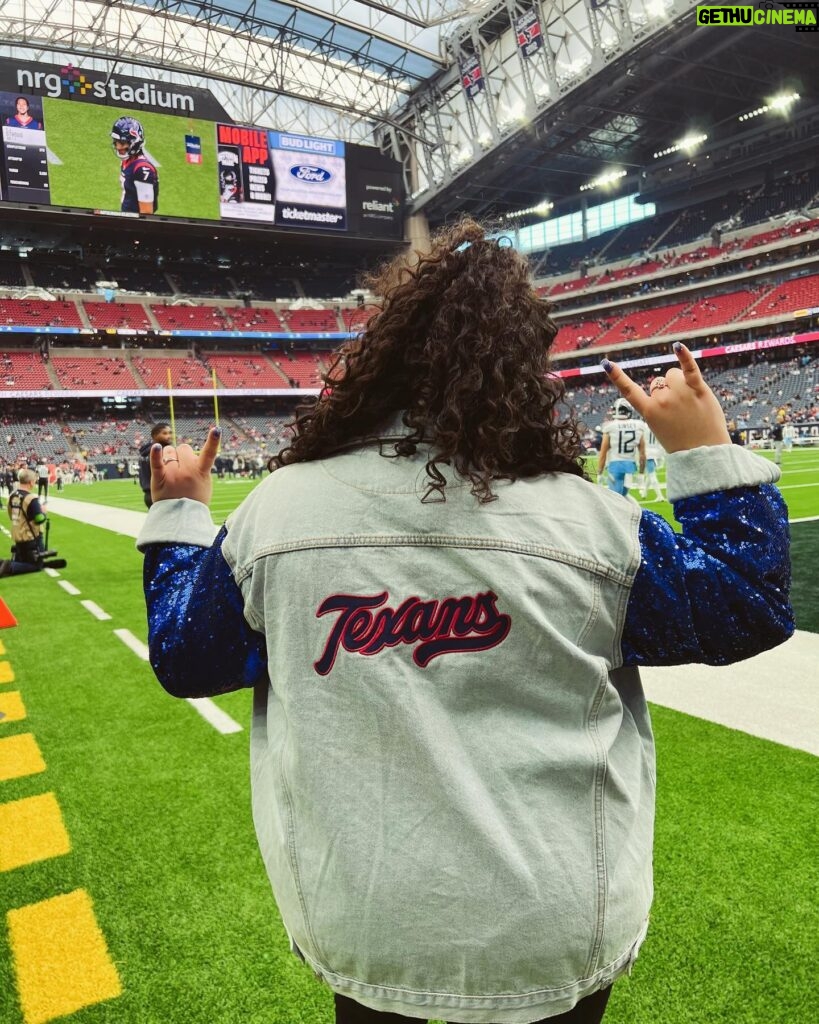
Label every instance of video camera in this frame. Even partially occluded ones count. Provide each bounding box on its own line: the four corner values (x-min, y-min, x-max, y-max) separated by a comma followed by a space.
5, 518, 67, 574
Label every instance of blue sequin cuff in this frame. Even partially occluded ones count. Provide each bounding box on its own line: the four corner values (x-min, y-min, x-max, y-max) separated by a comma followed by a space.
622, 485, 793, 666
143, 526, 267, 698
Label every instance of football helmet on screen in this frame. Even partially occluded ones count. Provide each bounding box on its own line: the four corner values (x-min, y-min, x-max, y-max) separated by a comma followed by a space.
612, 398, 633, 419
111, 116, 145, 160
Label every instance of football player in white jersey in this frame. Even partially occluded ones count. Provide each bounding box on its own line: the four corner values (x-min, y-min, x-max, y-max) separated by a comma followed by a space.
637, 420, 666, 501
597, 398, 645, 496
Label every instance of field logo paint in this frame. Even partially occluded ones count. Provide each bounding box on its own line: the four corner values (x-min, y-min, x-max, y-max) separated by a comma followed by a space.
696, 4, 818, 29
16, 65, 196, 111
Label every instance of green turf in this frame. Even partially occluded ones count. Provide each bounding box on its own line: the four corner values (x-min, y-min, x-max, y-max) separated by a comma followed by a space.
2, 450, 815, 1023
0, 519, 815, 1022
43, 98, 219, 219
0, 519, 330, 1024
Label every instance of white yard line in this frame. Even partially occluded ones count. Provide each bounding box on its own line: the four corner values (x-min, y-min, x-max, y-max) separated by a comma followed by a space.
185, 698, 244, 735
58, 580, 81, 596
113, 628, 242, 735
114, 629, 149, 660
80, 600, 112, 621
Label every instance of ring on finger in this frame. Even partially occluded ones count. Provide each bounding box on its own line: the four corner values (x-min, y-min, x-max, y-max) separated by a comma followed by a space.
163, 457, 179, 464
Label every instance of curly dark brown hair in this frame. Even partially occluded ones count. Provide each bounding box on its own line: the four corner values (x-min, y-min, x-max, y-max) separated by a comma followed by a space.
272, 217, 586, 502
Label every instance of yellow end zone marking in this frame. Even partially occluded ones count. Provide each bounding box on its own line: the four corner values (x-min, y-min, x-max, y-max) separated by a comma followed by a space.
0, 639, 6, 654
0, 661, 15, 684
0, 690, 26, 724
0, 734, 46, 783
8, 889, 122, 1024
0, 793, 70, 872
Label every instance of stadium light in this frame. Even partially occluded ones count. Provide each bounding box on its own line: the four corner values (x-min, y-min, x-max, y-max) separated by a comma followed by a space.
653, 132, 707, 159
579, 169, 627, 192
738, 92, 799, 122
769, 91, 800, 111
504, 200, 553, 221
646, 0, 672, 17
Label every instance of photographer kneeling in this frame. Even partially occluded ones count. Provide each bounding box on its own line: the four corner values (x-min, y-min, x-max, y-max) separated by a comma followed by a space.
0, 469, 66, 577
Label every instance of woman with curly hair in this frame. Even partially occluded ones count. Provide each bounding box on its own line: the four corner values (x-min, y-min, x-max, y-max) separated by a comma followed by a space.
138, 219, 791, 1024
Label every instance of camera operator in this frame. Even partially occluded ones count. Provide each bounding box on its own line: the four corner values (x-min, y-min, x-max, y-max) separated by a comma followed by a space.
0, 469, 66, 577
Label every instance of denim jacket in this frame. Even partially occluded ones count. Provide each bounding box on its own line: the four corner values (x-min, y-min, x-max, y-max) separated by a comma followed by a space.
138, 438, 791, 1023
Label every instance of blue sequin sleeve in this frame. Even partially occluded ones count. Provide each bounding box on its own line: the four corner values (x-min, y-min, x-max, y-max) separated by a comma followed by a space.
143, 525, 267, 697
622, 484, 793, 666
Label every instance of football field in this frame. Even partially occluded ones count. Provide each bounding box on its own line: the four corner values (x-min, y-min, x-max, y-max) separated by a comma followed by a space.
0, 448, 816, 1024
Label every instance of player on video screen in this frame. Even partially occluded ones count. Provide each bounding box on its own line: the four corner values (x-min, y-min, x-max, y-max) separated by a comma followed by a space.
111, 116, 159, 215
5, 97, 42, 130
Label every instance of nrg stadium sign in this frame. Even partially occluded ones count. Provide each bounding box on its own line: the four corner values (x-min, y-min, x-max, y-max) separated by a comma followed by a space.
0, 57, 229, 120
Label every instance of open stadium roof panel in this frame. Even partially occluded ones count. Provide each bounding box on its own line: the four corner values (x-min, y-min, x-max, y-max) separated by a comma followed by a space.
0, 0, 496, 139
0, 0, 501, 122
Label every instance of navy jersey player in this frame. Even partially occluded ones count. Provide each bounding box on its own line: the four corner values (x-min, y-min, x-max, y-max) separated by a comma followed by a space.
111, 117, 159, 215
5, 97, 42, 130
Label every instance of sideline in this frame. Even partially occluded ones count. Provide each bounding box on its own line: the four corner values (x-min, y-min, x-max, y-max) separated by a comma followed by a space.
44, 497, 243, 736
46, 497, 818, 758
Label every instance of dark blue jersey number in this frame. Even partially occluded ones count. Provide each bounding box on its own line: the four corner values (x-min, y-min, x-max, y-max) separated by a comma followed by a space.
617, 429, 637, 456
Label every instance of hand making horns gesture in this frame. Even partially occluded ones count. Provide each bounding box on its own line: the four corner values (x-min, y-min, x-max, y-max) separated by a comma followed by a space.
604, 343, 731, 453
150, 426, 221, 506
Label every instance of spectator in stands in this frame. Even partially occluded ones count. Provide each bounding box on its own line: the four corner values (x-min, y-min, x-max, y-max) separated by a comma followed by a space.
136, 219, 792, 1024
0, 469, 65, 576
138, 423, 172, 508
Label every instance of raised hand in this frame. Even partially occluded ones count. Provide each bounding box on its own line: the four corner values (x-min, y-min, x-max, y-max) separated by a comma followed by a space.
603, 343, 730, 453
150, 426, 221, 506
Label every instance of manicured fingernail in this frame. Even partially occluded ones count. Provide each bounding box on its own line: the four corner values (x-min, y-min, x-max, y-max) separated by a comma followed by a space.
601, 359, 613, 373
152, 443, 161, 451
213, 427, 221, 436
672, 342, 682, 352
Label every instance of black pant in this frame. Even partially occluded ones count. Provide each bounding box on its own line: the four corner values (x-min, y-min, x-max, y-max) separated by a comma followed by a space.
2, 539, 43, 576
334, 986, 612, 1024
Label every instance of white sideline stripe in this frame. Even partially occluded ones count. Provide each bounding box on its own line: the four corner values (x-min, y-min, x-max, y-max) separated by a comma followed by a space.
114, 628, 149, 660
81, 599, 112, 621
43, 567, 61, 577
790, 515, 819, 524
58, 580, 81, 595
112, 628, 242, 735
185, 698, 243, 735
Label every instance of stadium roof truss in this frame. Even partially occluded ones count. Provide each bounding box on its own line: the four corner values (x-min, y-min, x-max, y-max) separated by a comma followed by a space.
376, 0, 700, 207
0, 0, 488, 141
1, 0, 808, 220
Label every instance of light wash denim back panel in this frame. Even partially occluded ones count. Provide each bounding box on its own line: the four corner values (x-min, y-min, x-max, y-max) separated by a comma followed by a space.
223, 442, 652, 1023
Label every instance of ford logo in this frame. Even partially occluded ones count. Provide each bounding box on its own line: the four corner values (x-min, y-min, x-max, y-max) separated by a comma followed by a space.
290, 165, 332, 183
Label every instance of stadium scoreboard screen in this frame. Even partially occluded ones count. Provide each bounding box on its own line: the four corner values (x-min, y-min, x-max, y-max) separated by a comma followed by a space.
0, 57, 404, 240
